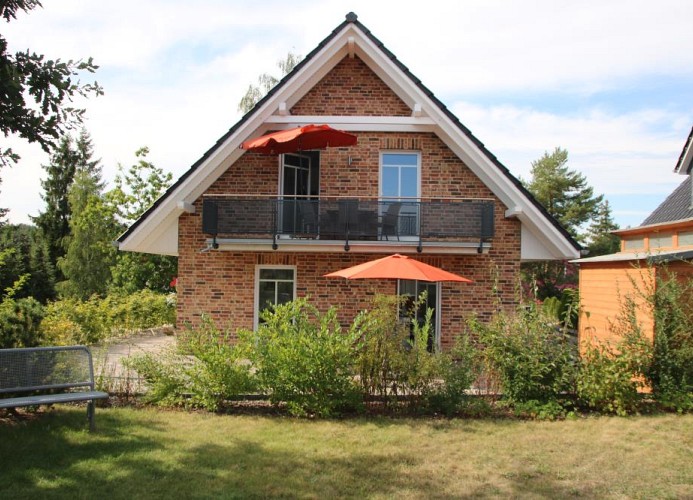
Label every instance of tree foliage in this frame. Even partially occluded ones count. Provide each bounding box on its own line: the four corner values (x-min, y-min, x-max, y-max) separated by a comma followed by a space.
33, 130, 99, 272
237, 52, 302, 114
108, 147, 176, 294
526, 147, 603, 241
586, 200, 620, 256
0, 1, 102, 169
0, 223, 54, 302
57, 168, 119, 299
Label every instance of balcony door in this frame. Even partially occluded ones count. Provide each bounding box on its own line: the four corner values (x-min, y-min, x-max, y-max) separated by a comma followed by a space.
380, 152, 420, 238
398, 279, 440, 352
280, 152, 319, 235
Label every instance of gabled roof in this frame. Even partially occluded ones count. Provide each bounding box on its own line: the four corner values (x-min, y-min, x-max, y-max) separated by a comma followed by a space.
674, 125, 693, 175
641, 176, 693, 226
117, 12, 580, 260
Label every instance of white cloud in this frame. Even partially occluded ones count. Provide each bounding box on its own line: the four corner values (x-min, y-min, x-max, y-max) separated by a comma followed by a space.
2, 0, 693, 227
451, 101, 688, 195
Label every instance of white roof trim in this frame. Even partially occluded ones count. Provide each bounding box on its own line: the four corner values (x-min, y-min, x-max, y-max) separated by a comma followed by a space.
119, 20, 578, 260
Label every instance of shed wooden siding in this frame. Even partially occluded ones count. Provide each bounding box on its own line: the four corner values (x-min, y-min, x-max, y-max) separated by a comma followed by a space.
578, 262, 655, 347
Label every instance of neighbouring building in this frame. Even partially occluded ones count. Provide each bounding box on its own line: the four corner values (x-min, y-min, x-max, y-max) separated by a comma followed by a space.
117, 13, 580, 350
576, 126, 693, 346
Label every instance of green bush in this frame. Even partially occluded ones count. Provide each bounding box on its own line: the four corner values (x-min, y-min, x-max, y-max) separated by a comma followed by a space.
41, 290, 176, 345
239, 299, 361, 417
512, 399, 567, 420
0, 297, 45, 348
352, 294, 447, 410
127, 317, 254, 411
181, 318, 256, 411
577, 334, 649, 416
427, 332, 483, 416
647, 269, 693, 411
126, 350, 189, 407
469, 302, 577, 405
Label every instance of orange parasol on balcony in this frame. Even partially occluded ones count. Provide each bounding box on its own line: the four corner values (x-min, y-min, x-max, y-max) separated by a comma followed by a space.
324, 254, 472, 283
240, 124, 357, 155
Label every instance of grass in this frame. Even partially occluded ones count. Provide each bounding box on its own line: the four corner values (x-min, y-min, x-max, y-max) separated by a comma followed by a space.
1, 407, 691, 499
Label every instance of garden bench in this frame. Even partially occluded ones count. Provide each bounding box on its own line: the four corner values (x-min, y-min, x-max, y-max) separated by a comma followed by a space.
0, 345, 108, 431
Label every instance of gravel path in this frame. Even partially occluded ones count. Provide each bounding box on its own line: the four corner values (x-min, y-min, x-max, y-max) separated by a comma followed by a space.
92, 331, 176, 388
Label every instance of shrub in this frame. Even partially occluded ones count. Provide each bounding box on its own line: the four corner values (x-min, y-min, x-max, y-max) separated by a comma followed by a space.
577, 333, 650, 416
127, 317, 255, 411
512, 399, 567, 420
352, 294, 447, 410
239, 299, 361, 417
427, 332, 483, 416
41, 290, 176, 345
0, 297, 45, 348
469, 302, 577, 405
647, 269, 693, 411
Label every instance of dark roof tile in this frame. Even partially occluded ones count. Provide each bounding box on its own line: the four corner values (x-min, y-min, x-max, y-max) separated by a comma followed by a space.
641, 176, 693, 225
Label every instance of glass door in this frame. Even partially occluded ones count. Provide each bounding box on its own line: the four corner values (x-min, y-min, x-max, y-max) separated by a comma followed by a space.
398, 279, 440, 352
281, 154, 311, 235
380, 152, 420, 238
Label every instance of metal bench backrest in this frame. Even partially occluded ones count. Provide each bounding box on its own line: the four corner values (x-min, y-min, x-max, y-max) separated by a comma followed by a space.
0, 346, 96, 394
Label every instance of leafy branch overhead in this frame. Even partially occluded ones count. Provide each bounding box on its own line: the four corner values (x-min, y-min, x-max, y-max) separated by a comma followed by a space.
0, 1, 103, 168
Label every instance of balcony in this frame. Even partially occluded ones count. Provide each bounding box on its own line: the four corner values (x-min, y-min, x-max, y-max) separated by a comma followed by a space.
201, 196, 494, 253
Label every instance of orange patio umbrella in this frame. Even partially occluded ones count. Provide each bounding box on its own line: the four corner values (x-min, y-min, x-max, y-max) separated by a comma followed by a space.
240, 124, 357, 155
324, 254, 473, 283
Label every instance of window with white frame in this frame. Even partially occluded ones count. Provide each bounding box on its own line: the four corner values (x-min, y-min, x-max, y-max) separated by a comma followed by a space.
255, 266, 296, 328
380, 152, 420, 237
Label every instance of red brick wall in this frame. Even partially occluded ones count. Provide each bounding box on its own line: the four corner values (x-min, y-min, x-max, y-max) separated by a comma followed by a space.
176, 54, 521, 348
291, 56, 411, 116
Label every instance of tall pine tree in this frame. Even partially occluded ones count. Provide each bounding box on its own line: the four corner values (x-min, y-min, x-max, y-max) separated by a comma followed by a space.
0, 224, 55, 302
586, 200, 620, 256
526, 147, 603, 241
33, 130, 99, 275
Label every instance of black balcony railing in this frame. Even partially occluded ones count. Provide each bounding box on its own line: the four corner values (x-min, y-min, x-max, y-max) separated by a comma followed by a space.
202, 197, 494, 249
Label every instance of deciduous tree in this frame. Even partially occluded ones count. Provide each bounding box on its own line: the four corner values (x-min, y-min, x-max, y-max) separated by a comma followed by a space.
0, 1, 102, 169
237, 52, 302, 114
58, 168, 118, 299
108, 147, 176, 294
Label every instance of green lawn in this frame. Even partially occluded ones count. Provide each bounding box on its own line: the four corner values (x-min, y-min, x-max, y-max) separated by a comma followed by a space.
1, 407, 691, 499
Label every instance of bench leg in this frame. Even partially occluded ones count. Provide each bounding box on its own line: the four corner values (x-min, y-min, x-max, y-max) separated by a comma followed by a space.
87, 401, 96, 432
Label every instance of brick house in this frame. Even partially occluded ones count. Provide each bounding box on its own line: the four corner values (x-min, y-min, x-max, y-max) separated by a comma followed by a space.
117, 13, 580, 350
576, 126, 693, 346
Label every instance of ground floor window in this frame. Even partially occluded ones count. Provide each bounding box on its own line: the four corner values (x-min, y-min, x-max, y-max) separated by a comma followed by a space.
397, 279, 440, 352
255, 266, 296, 328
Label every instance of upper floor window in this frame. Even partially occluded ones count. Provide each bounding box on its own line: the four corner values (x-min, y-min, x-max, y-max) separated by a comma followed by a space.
380, 152, 420, 199
650, 233, 673, 249
623, 237, 644, 251
679, 230, 693, 247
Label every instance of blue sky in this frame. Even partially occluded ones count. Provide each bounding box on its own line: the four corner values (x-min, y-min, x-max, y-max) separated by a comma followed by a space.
2, 0, 692, 230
